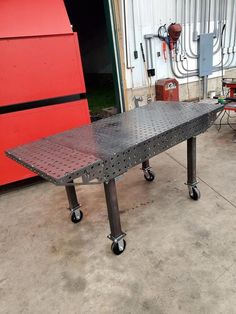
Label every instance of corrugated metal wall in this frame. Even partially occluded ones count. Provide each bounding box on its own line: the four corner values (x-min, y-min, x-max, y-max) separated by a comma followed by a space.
121, 0, 236, 89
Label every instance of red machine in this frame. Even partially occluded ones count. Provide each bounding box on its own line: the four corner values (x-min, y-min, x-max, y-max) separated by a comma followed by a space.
223, 78, 236, 98
158, 23, 182, 51
155, 78, 179, 101
168, 23, 182, 51
0, 0, 90, 185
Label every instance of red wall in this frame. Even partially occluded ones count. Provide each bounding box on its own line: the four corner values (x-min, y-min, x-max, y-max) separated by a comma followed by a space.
0, 34, 85, 107
0, 0, 90, 185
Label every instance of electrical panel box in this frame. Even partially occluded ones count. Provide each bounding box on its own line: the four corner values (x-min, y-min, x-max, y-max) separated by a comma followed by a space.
198, 33, 214, 77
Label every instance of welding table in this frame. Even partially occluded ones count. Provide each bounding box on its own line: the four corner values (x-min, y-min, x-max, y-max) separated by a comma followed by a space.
6, 101, 223, 255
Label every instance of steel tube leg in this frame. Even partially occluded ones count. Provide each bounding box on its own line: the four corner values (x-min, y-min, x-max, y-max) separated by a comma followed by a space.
187, 137, 200, 200
187, 137, 197, 185
104, 179, 126, 255
142, 159, 150, 170
65, 181, 83, 223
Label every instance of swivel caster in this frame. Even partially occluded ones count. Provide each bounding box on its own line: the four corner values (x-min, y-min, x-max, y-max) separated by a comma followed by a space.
111, 239, 126, 255
71, 209, 83, 224
144, 169, 155, 182
189, 186, 201, 201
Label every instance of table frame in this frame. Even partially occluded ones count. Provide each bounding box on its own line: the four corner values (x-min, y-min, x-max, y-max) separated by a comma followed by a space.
6, 102, 224, 255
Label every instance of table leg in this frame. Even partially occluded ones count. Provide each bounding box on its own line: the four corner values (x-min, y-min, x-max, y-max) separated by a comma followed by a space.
187, 137, 201, 200
142, 160, 150, 170
65, 181, 83, 223
142, 160, 155, 182
104, 179, 126, 255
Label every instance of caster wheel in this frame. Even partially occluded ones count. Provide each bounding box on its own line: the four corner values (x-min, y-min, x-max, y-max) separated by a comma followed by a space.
71, 209, 83, 224
144, 169, 155, 182
189, 186, 201, 201
111, 240, 126, 255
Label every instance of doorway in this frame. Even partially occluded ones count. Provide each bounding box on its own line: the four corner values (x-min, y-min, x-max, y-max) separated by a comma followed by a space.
64, 0, 119, 118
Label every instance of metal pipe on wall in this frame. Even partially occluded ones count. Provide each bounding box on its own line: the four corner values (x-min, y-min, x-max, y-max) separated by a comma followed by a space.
176, 60, 190, 76
144, 35, 155, 75
180, 59, 198, 73
145, 37, 151, 71
204, 0, 209, 33
201, 0, 209, 100
188, 0, 198, 57
227, 0, 236, 67
170, 50, 198, 78
180, 0, 185, 55
180, 59, 198, 74
210, 0, 226, 56
183, 0, 196, 59
175, 0, 199, 73
124, 0, 236, 90
203, 75, 208, 99
224, 0, 236, 68
200, 0, 204, 34
220, 0, 232, 66
189, 0, 200, 56
173, 0, 236, 78
108, 0, 125, 113
175, 0, 178, 22
213, 0, 218, 36
227, 0, 236, 68
179, 0, 199, 61
204, 0, 208, 33
214, 0, 234, 68
149, 39, 154, 70
193, 0, 198, 41
208, 0, 211, 33
189, 0, 203, 60
187, 0, 220, 64
123, 0, 133, 69
131, 0, 138, 59
177, 0, 198, 63
221, 0, 233, 67
213, 0, 221, 48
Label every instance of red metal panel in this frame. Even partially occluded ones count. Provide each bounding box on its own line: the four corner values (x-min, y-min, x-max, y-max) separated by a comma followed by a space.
0, 33, 85, 107
0, 100, 90, 185
0, 0, 71, 38
224, 104, 236, 112
224, 83, 236, 98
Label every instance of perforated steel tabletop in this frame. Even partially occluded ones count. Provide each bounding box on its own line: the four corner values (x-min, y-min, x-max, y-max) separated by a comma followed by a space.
6, 101, 223, 184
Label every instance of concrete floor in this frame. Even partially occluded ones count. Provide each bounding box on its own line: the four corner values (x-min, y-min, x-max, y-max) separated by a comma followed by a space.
0, 124, 236, 314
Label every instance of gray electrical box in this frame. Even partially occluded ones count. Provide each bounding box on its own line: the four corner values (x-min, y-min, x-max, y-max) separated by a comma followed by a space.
198, 33, 214, 77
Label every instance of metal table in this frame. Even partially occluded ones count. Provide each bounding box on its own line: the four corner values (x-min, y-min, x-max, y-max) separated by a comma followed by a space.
6, 101, 223, 255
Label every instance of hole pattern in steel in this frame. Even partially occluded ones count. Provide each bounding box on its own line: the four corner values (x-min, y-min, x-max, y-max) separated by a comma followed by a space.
7, 140, 103, 184
6, 102, 223, 184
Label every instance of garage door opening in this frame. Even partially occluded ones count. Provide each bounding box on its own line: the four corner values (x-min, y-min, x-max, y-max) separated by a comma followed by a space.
64, 0, 119, 118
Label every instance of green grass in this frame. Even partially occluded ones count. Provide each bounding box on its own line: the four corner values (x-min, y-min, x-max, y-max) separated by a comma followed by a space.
85, 73, 116, 114
87, 86, 115, 114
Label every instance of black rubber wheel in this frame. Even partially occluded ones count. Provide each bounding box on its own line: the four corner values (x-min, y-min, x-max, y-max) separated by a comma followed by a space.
189, 186, 201, 201
71, 210, 83, 224
111, 240, 126, 255
144, 169, 155, 182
